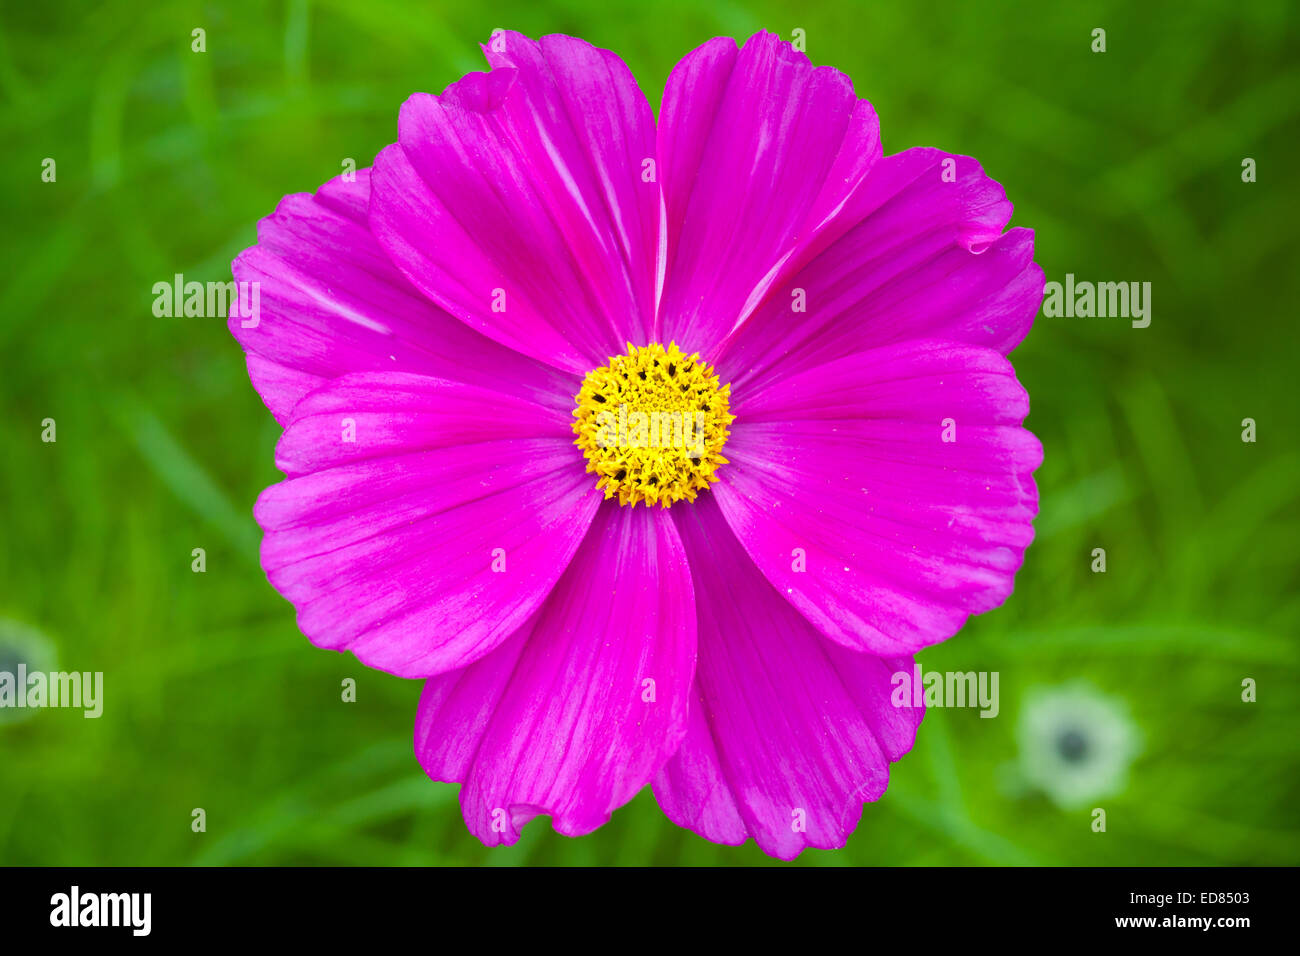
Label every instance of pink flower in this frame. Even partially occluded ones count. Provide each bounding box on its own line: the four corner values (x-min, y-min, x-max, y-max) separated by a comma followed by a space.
230, 31, 1042, 859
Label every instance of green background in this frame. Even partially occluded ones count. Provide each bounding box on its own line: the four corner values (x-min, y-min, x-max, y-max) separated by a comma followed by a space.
1, 0, 1297, 865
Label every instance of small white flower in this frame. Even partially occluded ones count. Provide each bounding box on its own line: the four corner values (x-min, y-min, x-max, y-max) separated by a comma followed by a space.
1016, 682, 1142, 809
0, 620, 57, 726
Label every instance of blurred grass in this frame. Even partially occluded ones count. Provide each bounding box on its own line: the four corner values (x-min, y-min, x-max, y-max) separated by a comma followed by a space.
1, 0, 1297, 865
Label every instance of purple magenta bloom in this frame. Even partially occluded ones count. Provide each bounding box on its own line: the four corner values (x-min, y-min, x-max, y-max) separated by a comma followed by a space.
231, 31, 1042, 859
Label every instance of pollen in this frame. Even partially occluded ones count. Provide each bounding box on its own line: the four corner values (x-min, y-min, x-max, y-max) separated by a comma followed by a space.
572, 342, 735, 508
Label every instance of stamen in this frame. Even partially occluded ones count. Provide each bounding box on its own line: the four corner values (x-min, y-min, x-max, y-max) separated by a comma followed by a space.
572, 343, 734, 508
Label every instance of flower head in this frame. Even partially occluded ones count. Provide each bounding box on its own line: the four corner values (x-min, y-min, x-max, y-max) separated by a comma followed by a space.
1017, 683, 1142, 809
230, 30, 1043, 859
0, 620, 56, 727
572, 342, 734, 507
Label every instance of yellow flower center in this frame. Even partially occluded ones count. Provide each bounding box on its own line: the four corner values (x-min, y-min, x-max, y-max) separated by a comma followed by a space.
572, 343, 734, 508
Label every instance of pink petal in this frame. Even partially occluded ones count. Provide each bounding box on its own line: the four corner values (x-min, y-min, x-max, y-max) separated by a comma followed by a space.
716, 341, 1042, 656
415, 504, 696, 843
657, 31, 881, 353
653, 496, 921, 859
255, 372, 600, 677
244, 354, 326, 422
230, 169, 574, 425
370, 32, 660, 376
715, 148, 1043, 392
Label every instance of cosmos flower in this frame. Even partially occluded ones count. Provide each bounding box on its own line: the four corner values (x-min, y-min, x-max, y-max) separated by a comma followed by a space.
1017, 683, 1142, 809
230, 30, 1042, 859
